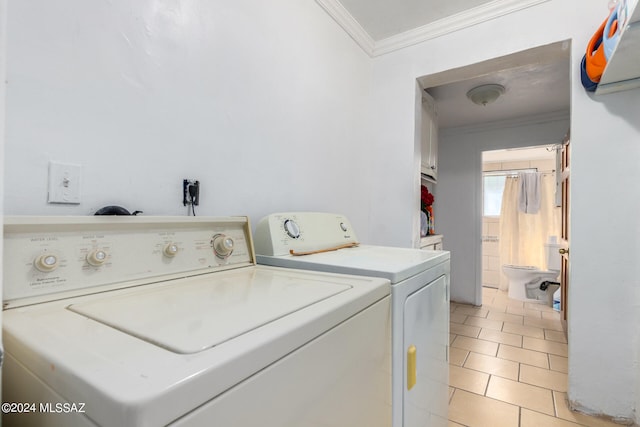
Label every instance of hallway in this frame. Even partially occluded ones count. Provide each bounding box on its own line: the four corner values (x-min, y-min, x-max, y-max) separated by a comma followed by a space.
448, 287, 622, 427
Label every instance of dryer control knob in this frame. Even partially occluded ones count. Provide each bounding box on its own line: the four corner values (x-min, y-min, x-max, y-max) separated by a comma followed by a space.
87, 249, 108, 266
34, 253, 59, 272
284, 219, 301, 239
213, 234, 234, 258
163, 242, 179, 258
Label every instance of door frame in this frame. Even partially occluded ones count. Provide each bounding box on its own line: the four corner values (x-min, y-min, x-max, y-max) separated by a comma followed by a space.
559, 136, 570, 329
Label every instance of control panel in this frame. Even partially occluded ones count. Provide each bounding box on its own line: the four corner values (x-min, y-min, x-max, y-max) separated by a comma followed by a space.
3, 216, 254, 307
253, 212, 358, 256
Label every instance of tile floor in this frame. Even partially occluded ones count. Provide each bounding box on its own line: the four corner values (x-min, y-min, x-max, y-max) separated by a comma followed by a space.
448, 287, 623, 427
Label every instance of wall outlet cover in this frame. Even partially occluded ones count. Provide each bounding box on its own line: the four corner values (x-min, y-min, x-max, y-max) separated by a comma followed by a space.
48, 161, 81, 204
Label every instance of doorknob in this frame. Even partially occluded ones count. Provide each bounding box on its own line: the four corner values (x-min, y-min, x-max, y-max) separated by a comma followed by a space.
559, 248, 569, 255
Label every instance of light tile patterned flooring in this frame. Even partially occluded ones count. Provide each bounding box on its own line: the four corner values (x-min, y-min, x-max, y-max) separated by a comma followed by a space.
448, 287, 622, 427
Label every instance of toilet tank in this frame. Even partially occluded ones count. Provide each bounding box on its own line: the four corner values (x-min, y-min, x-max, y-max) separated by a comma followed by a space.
545, 237, 562, 271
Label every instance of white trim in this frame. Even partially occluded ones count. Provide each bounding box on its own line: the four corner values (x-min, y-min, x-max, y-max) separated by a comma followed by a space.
440, 110, 570, 134
317, 0, 552, 57
315, 0, 375, 56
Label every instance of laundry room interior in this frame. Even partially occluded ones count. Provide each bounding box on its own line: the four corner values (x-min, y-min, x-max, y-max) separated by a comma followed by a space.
1, 0, 640, 426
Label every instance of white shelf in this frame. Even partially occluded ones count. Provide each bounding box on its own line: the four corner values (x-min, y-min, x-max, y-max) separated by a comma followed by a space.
421, 173, 436, 184
420, 234, 443, 250
596, 0, 640, 95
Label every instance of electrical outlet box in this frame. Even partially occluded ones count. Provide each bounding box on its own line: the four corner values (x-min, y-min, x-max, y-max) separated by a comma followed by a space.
48, 162, 81, 204
183, 179, 200, 206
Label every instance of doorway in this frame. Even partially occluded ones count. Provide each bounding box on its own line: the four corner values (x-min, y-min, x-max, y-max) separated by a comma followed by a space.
416, 40, 571, 307
480, 146, 561, 292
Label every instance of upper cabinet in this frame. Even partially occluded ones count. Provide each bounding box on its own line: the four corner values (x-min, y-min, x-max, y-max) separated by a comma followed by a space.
596, 0, 640, 95
421, 92, 438, 181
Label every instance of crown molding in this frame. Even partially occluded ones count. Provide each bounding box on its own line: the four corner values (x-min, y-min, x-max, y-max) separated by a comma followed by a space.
315, 0, 376, 56
317, 0, 552, 57
373, 0, 551, 56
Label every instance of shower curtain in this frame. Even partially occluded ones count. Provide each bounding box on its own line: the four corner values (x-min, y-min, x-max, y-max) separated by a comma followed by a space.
498, 173, 561, 291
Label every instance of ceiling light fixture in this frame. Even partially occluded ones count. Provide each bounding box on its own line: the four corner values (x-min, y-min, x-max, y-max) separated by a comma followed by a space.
466, 84, 505, 106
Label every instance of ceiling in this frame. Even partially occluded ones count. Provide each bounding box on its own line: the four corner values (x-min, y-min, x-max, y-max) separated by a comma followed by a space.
328, 0, 570, 128
422, 42, 571, 128
335, 0, 494, 41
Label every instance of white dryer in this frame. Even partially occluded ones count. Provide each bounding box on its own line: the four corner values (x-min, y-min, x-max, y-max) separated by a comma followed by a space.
254, 212, 450, 427
2, 216, 391, 427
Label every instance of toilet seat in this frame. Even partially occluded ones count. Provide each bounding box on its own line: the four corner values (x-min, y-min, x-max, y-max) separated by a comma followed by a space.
503, 264, 537, 270
503, 265, 559, 275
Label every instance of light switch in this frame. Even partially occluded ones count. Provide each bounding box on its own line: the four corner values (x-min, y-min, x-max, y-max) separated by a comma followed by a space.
48, 162, 81, 204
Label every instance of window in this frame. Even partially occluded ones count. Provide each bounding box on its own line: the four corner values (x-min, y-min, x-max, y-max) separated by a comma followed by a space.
483, 169, 536, 216
483, 174, 506, 216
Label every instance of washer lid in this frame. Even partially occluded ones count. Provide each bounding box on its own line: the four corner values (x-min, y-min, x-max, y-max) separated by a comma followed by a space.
67, 271, 350, 354
3, 266, 389, 427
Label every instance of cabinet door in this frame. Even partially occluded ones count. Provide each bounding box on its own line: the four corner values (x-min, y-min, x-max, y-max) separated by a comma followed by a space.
403, 275, 449, 427
421, 92, 438, 180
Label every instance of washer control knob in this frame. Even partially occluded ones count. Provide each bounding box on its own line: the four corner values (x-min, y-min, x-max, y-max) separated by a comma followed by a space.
213, 234, 234, 258
34, 253, 59, 272
284, 219, 301, 239
163, 242, 179, 258
87, 249, 108, 266
340, 222, 348, 232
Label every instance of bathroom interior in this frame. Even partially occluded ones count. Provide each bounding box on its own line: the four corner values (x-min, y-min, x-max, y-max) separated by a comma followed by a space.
481, 145, 563, 308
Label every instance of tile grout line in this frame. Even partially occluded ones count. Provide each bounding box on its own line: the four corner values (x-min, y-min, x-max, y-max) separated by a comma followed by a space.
483, 373, 492, 397
548, 352, 560, 419
518, 406, 523, 427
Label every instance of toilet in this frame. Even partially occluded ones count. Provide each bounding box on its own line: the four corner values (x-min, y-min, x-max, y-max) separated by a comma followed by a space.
502, 237, 562, 306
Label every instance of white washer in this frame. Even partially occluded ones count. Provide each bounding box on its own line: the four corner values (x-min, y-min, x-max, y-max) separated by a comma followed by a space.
254, 212, 450, 427
2, 216, 391, 427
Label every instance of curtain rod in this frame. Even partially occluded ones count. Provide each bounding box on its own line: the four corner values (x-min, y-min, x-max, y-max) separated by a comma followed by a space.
503, 170, 555, 177
485, 168, 555, 175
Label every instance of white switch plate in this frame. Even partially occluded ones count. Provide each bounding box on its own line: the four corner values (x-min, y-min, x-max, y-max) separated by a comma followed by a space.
48, 161, 81, 204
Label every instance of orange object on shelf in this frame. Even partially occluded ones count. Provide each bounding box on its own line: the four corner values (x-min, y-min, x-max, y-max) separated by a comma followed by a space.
585, 17, 609, 82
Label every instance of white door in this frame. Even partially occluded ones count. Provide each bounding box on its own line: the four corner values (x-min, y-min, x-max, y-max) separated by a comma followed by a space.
403, 275, 449, 427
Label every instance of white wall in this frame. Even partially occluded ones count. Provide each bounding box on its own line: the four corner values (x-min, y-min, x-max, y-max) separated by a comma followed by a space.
569, 73, 640, 422
4, 0, 375, 237
368, 0, 640, 422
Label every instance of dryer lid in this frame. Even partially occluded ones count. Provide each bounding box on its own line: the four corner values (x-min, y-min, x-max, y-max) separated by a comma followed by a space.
67, 268, 350, 354
258, 245, 449, 284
